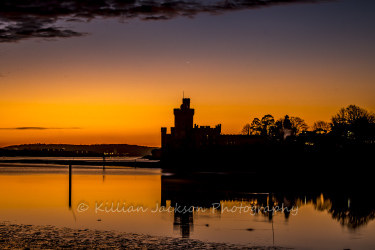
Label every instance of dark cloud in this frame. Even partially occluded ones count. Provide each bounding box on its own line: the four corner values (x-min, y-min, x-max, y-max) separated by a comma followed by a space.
0, 0, 330, 43
0, 127, 81, 130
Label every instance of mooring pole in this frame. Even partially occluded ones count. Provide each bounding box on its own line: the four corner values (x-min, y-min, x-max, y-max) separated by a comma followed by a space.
69, 164, 72, 208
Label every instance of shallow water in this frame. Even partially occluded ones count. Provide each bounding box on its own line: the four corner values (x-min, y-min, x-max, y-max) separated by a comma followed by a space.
0, 163, 374, 249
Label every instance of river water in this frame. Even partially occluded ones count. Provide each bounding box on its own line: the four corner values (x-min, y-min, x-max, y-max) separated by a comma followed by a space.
0, 162, 374, 249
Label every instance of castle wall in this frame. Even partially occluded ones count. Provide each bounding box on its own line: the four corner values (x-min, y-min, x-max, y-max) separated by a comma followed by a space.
161, 98, 266, 159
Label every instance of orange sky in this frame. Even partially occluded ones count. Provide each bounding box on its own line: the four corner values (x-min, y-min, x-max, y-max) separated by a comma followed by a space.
1, 0, 375, 147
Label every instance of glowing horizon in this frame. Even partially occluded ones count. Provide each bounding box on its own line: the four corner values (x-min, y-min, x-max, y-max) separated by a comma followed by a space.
1, 0, 374, 148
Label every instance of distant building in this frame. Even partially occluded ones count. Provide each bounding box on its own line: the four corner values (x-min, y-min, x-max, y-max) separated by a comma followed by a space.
161, 98, 264, 158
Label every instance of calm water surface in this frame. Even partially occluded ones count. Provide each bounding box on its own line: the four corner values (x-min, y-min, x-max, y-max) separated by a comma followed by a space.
0, 163, 374, 250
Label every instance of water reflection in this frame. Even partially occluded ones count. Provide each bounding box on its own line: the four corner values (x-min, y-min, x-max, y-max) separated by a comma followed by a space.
1, 165, 375, 249
160, 172, 375, 237
67, 166, 375, 236
314, 193, 375, 230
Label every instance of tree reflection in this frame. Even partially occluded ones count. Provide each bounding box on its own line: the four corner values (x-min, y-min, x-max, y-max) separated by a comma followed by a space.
330, 207, 375, 229
161, 173, 375, 236
308, 193, 375, 230
326, 194, 375, 229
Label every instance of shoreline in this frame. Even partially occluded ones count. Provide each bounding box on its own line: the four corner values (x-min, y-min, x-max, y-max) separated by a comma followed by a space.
0, 159, 161, 168
0, 222, 292, 250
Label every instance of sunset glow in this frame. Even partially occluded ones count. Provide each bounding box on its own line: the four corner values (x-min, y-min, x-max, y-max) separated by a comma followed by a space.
1, 0, 374, 147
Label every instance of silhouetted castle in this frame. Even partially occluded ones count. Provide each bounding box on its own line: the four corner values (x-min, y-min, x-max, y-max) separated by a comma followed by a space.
161, 98, 264, 159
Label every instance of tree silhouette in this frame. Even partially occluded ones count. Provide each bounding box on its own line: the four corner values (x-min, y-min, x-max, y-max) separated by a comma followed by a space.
274, 115, 306, 138
250, 118, 262, 135
260, 114, 275, 137
312, 120, 331, 134
331, 105, 375, 141
275, 118, 283, 130
241, 124, 251, 135
290, 116, 309, 135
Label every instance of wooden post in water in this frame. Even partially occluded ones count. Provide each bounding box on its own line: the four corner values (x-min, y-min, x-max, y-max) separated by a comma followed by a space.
69, 164, 72, 208
269, 192, 274, 245
268, 192, 273, 221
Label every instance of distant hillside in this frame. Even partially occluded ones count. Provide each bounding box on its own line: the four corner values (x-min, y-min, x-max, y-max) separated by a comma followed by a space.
2, 144, 159, 157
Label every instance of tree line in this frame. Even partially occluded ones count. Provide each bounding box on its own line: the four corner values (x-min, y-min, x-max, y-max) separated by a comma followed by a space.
241, 114, 308, 137
241, 104, 375, 142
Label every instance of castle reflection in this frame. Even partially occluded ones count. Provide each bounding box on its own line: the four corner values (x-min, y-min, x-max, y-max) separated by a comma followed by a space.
160, 171, 375, 237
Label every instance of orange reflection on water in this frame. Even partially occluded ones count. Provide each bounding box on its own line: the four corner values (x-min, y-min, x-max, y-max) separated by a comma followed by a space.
0, 173, 161, 209
1, 166, 375, 249
0, 174, 67, 208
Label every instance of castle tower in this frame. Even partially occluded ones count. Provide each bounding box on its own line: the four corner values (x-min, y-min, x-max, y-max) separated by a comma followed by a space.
173, 98, 194, 140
